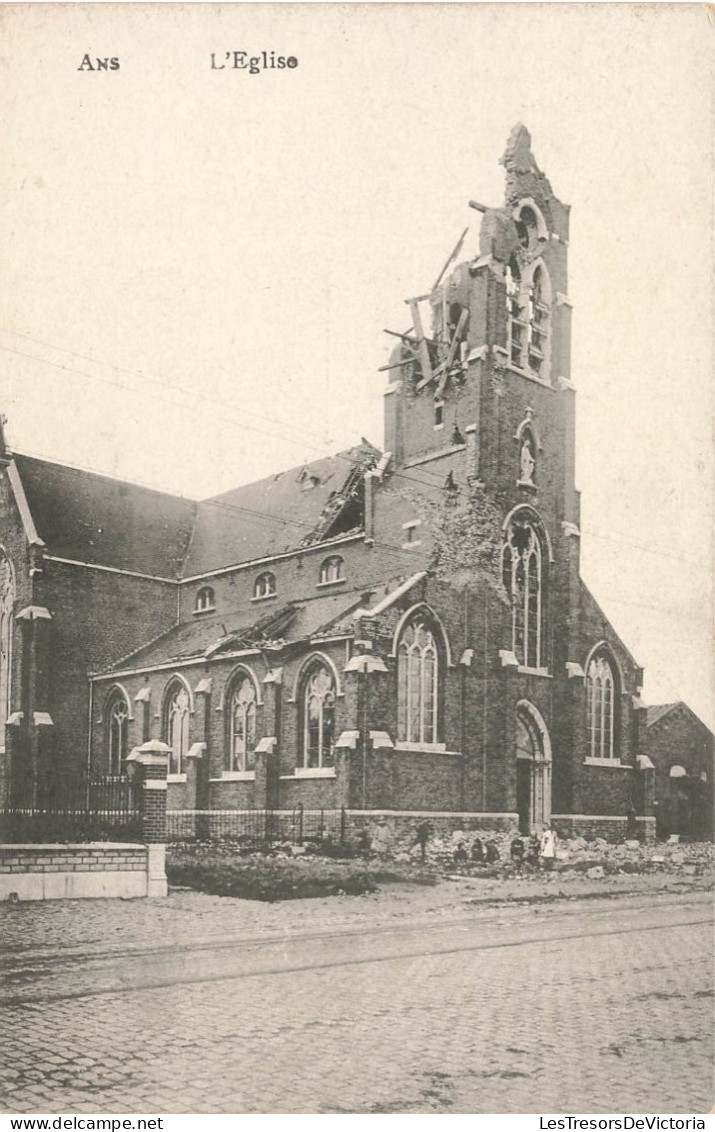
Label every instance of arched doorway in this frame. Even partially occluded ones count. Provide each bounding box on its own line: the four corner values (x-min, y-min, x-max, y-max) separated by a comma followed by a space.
515, 702, 552, 834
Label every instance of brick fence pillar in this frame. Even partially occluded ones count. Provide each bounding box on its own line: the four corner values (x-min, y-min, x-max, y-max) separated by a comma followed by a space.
127, 739, 170, 898
254, 738, 279, 810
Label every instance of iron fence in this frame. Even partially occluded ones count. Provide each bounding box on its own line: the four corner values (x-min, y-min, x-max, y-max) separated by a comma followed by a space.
0, 777, 142, 843
167, 805, 347, 847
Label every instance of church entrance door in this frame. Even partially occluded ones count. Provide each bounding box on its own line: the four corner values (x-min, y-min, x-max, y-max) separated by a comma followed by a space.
515, 702, 552, 835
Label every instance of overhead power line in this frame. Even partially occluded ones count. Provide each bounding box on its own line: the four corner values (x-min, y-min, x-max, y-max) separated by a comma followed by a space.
0, 332, 706, 572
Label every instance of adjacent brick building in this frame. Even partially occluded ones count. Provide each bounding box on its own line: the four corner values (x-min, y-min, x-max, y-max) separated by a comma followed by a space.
646, 703, 713, 839
0, 127, 662, 838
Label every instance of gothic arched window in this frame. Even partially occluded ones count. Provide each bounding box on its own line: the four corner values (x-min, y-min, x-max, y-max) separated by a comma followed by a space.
586, 653, 617, 759
397, 615, 440, 745
319, 556, 344, 585
527, 266, 549, 377
0, 554, 15, 749
164, 680, 191, 776
301, 661, 336, 769
106, 689, 129, 777
226, 671, 258, 773
254, 572, 276, 600
505, 258, 524, 369
502, 515, 547, 669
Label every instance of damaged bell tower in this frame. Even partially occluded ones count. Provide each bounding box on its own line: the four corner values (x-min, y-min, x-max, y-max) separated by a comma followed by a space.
382, 124, 576, 536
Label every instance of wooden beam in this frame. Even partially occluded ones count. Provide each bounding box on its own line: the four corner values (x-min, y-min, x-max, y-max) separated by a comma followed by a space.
407, 299, 433, 388
432, 226, 469, 292
378, 354, 417, 373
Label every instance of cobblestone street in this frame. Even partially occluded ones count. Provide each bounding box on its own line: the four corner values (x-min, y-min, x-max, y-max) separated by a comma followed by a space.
1, 887, 712, 1115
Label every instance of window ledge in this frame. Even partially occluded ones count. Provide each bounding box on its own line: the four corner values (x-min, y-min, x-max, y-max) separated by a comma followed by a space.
316, 578, 346, 589
292, 766, 337, 779
396, 741, 447, 754
167, 773, 187, 784
252, 592, 277, 603
211, 772, 255, 782
517, 666, 552, 678
192, 607, 215, 617
584, 758, 626, 768
501, 360, 553, 389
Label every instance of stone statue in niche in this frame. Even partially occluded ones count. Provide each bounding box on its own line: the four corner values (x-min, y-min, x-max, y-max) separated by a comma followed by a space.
520, 437, 535, 484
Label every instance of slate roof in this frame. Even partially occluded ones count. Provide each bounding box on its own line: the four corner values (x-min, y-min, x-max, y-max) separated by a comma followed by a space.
646, 701, 713, 737
646, 703, 679, 728
11, 439, 380, 580
182, 440, 380, 577
104, 587, 375, 673
13, 454, 196, 579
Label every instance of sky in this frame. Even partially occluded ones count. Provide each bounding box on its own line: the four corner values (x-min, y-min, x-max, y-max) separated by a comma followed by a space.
0, 3, 712, 725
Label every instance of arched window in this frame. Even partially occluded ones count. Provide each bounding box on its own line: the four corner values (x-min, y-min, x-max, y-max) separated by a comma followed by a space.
105, 689, 130, 777
586, 653, 617, 759
319, 556, 344, 585
516, 206, 539, 253
527, 266, 549, 377
397, 615, 440, 744
226, 671, 258, 773
0, 554, 15, 748
254, 572, 276, 600
506, 257, 551, 378
301, 662, 336, 769
164, 680, 191, 776
506, 257, 524, 369
502, 515, 547, 669
195, 586, 215, 613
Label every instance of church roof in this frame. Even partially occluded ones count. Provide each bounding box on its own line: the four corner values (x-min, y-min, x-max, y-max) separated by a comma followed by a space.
183, 440, 380, 577
10, 439, 380, 580
102, 586, 374, 673
13, 453, 196, 579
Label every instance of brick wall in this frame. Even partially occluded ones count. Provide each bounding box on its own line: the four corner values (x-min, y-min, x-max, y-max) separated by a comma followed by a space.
0, 842, 148, 900
37, 560, 178, 781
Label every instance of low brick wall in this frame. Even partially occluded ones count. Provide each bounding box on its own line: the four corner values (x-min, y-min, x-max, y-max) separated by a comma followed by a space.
0, 843, 149, 901
551, 815, 656, 844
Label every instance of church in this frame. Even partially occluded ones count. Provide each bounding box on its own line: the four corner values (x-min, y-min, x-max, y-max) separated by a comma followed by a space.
0, 127, 656, 840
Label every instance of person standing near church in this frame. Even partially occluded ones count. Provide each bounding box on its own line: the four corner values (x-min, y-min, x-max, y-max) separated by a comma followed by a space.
539, 823, 556, 871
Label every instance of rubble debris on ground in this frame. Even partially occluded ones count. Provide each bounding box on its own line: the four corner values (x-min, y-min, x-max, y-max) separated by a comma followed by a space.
365, 826, 714, 882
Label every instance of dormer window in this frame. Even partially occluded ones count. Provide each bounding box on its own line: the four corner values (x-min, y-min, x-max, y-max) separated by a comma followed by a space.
319, 556, 344, 586
254, 571, 276, 600
195, 586, 215, 614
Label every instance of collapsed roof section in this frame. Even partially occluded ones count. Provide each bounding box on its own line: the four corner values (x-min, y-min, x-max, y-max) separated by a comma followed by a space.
102, 586, 377, 673
181, 439, 381, 576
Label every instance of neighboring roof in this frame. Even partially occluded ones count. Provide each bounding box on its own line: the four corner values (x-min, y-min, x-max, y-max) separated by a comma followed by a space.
102, 586, 375, 674
646, 701, 714, 737
13, 454, 196, 579
11, 439, 380, 581
182, 440, 380, 577
646, 703, 679, 728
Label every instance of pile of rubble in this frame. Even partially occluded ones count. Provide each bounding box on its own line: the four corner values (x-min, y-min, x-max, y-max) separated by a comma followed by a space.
384, 828, 715, 880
